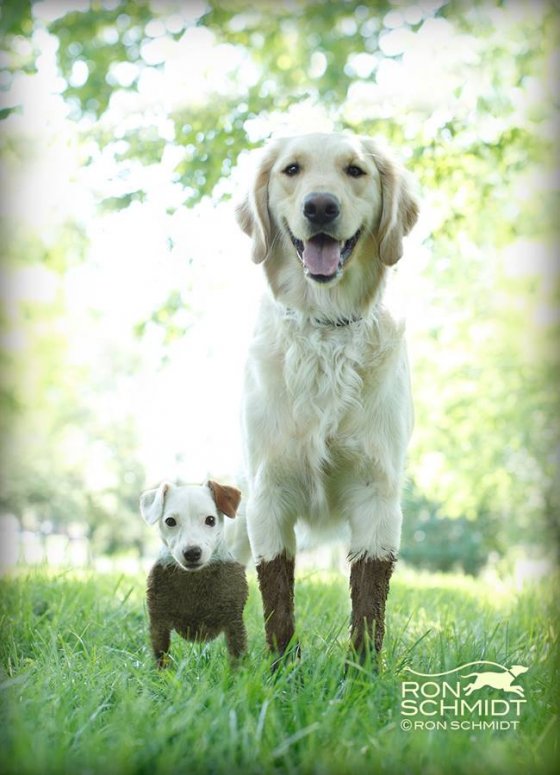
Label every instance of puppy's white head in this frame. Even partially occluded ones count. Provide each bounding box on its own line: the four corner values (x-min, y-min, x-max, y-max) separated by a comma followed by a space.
140, 481, 241, 571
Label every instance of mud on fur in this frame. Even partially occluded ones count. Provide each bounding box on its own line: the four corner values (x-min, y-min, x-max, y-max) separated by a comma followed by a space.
140, 480, 248, 667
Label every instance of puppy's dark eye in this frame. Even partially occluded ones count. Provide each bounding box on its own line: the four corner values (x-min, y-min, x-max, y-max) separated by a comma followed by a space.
164, 516, 177, 527
283, 163, 300, 176
346, 165, 366, 178
205, 515, 216, 527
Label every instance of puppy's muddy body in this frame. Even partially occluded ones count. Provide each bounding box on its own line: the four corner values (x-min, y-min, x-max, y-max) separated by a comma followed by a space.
147, 559, 248, 666
140, 480, 247, 667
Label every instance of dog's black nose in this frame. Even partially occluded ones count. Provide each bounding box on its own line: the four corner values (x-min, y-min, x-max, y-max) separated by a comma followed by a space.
183, 546, 202, 564
303, 193, 340, 225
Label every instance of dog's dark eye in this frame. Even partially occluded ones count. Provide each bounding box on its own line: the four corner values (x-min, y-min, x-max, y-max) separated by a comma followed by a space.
164, 516, 177, 527
283, 163, 300, 177
346, 165, 366, 178
205, 515, 216, 527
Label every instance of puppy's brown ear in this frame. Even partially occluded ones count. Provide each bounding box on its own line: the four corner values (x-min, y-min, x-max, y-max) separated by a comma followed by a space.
235, 142, 278, 264
362, 139, 419, 266
207, 480, 242, 519
140, 482, 172, 525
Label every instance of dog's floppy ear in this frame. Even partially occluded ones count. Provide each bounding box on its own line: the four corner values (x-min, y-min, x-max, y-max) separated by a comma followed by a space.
140, 482, 172, 525
362, 139, 419, 266
207, 480, 242, 519
235, 142, 278, 264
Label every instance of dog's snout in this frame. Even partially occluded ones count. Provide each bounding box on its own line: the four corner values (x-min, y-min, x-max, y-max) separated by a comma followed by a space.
183, 546, 202, 564
303, 192, 340, 226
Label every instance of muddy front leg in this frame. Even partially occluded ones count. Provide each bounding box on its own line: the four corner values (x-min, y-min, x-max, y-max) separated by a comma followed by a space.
246, 481, 298, 661
149, 619, 171, 668
349, 555, 395, 658
225, 616, 247, 662
256, 552, 296, 656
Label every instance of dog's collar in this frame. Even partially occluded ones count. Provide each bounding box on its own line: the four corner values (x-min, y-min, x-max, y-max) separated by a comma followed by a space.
312, 314, 362, 328
282, 306, 363, 328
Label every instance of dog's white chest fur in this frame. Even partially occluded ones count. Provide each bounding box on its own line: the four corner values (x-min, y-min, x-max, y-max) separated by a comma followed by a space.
242, 296, 412, 527
283, 315, 365, 445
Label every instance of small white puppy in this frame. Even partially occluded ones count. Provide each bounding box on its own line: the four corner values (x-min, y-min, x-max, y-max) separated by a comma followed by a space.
140, 480, 241, 570
140, 480, 248, 666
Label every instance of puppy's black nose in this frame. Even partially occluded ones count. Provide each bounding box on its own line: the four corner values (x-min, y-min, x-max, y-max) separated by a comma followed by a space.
303, 193, 340, 226
183, 546, 202, 564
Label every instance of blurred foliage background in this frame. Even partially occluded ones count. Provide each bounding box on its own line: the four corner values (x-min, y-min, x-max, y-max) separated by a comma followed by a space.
0, 0, 558, 574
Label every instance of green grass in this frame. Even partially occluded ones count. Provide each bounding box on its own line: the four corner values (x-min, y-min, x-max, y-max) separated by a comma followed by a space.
0, 566, 558, 775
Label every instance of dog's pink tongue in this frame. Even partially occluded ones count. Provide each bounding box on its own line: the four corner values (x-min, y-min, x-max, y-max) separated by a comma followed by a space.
302, 235, 341, 276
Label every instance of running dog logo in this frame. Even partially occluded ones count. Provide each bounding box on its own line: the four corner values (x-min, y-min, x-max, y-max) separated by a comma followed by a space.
400, 661, 529, 730
406, 661, 528, 697
462, 665, 527, 697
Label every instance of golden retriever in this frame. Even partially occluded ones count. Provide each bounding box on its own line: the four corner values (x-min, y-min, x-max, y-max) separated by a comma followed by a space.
235, 132, 419, 661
